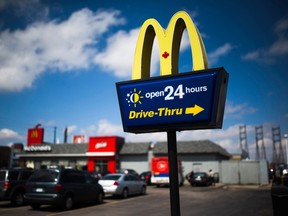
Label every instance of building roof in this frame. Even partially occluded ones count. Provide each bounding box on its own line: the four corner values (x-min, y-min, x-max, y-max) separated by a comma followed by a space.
20, 143, 88, 157
49, 143, 88, 154
18, 140, 231, 158
119, 142, 151, 155
153, 140, 231, 158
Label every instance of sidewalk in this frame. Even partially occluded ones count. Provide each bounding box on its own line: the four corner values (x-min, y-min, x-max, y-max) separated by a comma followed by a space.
183, 180, 272, 189
219, 182, 272, 189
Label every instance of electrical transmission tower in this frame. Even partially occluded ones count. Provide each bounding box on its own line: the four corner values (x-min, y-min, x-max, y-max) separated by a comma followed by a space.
255, 125, 266, 160
239, 125, 249, 159
272, 127, 285, 164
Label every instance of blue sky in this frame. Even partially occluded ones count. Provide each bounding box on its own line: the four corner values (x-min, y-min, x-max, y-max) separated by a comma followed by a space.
0, 0, 288, 161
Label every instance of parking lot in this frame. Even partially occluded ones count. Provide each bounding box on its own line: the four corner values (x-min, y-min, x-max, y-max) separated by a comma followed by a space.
0, 184, 273, 216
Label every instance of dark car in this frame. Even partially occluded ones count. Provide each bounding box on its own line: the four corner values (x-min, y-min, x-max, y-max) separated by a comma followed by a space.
188, 171, 213, 186
117, 168, 139, 178
0, 168, 34, 206
271, 174, 288, 216
139, 171, 152, 185
24, 169, 104, 210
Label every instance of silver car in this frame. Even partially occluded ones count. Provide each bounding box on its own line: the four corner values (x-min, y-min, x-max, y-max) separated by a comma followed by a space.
98, 173, 146, 198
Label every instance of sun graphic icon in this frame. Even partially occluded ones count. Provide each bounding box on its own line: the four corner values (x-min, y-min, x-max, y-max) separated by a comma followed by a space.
126, 88, 144, 108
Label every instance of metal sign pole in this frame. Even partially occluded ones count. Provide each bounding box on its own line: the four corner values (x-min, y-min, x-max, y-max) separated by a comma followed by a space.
167, 131, 181, 216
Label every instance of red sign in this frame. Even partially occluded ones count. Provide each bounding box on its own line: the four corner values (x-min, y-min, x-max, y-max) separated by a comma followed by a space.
156, 160, 168, 172
27, 128, 44, 146
88, 136, 116, 153
87, 136, 125, 157
73, 135, 85, 144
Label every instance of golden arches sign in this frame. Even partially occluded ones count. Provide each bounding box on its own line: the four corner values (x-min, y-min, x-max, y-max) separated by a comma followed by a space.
132, 11, 208, 80
116, 11, 228, 134
30, 130, 38, 138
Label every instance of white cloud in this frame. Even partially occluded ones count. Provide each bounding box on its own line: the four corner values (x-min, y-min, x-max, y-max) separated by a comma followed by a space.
207, 43, 234, 66
242, 18, 288, 63
67, 125, 77, 134
268, 37, 288, 56
0, 7, 202, 91
177, 124, 245, 143
94, 28, 139, 78
0, 8, 125, 91
274, 18, 288, 35
79, 119, 124, 138
80, 124, 98, 137
94, 26, 193, 79
126, 132, 167, 143
224, 101, 257, 119
96, 119, 124, 135
0, 128, 21, 140
0, 128, 24, 146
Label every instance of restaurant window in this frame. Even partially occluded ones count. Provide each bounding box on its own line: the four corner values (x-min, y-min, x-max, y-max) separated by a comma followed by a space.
95, 160, 108, 173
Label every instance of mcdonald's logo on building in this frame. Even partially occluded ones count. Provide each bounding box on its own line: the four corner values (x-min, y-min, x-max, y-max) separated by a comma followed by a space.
116, 11, 228, 133
27, 128, 44, 146
30, 130, 38, 138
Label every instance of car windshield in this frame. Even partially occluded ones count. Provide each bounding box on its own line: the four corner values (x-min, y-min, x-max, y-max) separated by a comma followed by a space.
102, 175, 121, 180
142, 172, 150, 175
29, 170, 59, 182
194, 173, 206, 177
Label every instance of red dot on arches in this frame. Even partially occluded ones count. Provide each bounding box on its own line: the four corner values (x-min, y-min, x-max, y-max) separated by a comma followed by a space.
162, 51, 169, 59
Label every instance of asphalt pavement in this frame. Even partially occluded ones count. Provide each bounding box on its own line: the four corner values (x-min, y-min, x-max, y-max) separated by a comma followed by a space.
0, 183, 273, 216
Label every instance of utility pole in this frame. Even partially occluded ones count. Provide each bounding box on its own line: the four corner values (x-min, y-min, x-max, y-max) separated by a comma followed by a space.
64, 126, 68, 143
53, 126, 57, 144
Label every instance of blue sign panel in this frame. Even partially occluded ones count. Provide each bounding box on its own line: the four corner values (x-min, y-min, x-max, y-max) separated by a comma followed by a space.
116, 67, 228, 133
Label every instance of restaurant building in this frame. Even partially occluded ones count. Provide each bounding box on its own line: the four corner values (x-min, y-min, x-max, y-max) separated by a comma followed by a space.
18, 134, 125, 173
14, 127, 270, 185
15, 126, 231, 176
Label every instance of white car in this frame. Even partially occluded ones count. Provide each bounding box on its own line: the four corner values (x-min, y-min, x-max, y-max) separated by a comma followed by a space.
98, 173, 146, 198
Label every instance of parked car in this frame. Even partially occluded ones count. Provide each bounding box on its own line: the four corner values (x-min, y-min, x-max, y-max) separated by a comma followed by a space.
139, 171, 152, 185
98, 173, 146, 198
188, 171, 213, 186
24, 169, 104, 210
117, 168, 139, 178
89, 171, 111, 180
0, 168, 34, 206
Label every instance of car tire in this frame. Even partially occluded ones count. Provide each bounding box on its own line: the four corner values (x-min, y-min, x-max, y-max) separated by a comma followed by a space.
140, 186, 146, 195
31, 204, 41, 210
61, 195, 73, 210
11, 191, 24, 206
122, 188, 129, 198
96, 192, 104, 204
